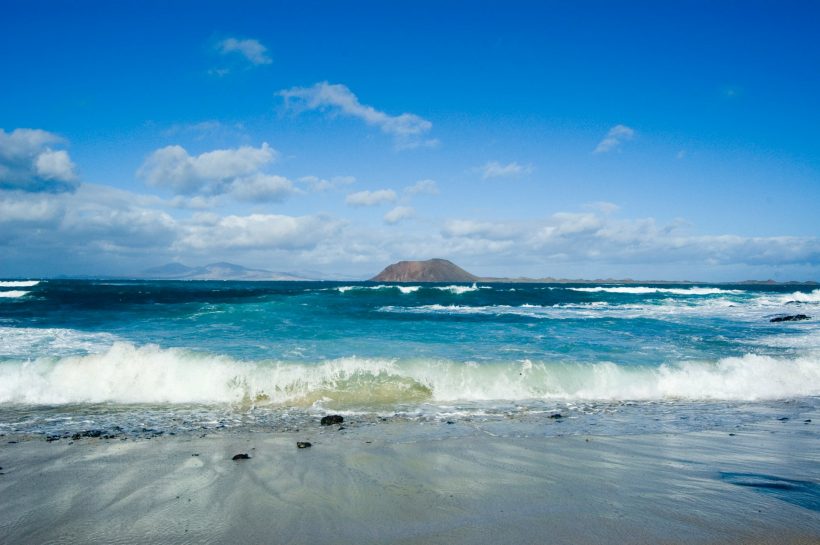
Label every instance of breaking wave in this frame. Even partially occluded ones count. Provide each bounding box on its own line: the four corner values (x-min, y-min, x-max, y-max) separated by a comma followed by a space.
333, 284, 486, 295
780, 289, 820, 304
434, 283, 485, 294
0, 280, 40, 287
1, 342, 818, 406
334, 285, 421, 294
568, 286, 743, 295
0, 290, 30, 299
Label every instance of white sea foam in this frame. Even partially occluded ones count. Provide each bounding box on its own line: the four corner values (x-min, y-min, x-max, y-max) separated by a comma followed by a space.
334, 285, 420, 294
779, 289, 820, 304
0, 280, 40, 287
434, 283, 485, 294
379, 300, 737, 320
568, 286, 743, 295
0, 327, 120, 358
0, 291, 29, 298
397, 286, 421, 294
1, 342, 818, 405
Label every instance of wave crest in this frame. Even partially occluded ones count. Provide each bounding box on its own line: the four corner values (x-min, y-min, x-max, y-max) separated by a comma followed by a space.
1, 342, 818, 406
0, 280, 40, 287
0, 290, 30, 299
568, 286, 742, 295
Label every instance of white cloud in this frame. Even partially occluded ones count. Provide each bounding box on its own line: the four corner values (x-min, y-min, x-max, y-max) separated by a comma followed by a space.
278, 82, 435, 148
217, 38, 272, 65
478, 161, 533, 179
228, 174, 296, 203
594, 124, 635, 153
384, 206, 415, 225
0, 182, 817, 279
137, 143, 291, 201
176, 213, 342, 252
35, 149, 74, 181
345, 189, 397, 207
404, 179, 439, 195
0, 128, 78, 192
442, 219, 523, 240
298, 175, 356, 192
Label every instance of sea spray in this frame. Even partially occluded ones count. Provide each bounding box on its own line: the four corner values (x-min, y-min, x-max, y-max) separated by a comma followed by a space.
1, 342, 818, 406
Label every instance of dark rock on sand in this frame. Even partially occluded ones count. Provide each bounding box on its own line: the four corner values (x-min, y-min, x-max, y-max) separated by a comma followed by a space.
71, 430, 105, 440
232, 453, 251, 460
297, 442, 312, 448
770, 314, 810, 323
549, 413, 563, 419
321, 415, 344, 426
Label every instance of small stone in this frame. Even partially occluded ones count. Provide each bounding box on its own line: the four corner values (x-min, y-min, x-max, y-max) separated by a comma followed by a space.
446, 421, 455, 425
297, 441, 312, 449
804, 419, 812, 423
549, 413, 563, 419
777, 417, 789, 421
729, 433, 736, 436
232, 453, 251, 460
321, 415, 344, 426
192, 453, 199, 456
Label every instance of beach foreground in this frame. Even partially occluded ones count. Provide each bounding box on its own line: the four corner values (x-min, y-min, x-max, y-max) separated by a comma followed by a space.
1, 417, 818, 545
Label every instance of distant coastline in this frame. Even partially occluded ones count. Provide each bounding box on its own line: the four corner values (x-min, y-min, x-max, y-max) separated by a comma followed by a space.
4, 258, 817, 285
368, 258, 818, 286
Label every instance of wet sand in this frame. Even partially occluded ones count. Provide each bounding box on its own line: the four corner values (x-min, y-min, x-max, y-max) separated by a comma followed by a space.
1, 421, 818, 544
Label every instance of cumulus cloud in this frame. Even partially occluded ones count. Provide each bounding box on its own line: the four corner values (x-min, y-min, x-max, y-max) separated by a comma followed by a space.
137, 143, 294, 202
594, 124, 635, 153
345, 189, 397, 207
216, 38, 272, 65
278, 82, 435, 148
404, 179, 439, 196
441, 219, 523, 240
436, 208, 820, 273
176, 213, 342, 252
298, 175, 356, 192
478, 161, 533, 179
228, 174, 296, 202
384, 206, 414, 225
0, 128, 78, 192
0, 178, 817, 280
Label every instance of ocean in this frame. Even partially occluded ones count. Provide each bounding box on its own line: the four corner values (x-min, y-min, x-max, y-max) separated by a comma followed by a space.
1, 279, 818, 440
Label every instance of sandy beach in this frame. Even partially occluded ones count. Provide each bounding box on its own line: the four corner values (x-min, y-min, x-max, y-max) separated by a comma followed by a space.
1, 416, 818, 545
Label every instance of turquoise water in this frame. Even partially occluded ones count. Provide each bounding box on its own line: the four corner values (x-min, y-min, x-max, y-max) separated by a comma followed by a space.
0, 280, 818, 437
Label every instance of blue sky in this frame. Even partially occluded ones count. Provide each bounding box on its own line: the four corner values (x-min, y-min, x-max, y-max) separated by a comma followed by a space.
1, 0, 819, 280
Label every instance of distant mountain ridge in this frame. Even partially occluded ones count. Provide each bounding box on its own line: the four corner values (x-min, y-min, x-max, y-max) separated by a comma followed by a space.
141, 262, 308, 281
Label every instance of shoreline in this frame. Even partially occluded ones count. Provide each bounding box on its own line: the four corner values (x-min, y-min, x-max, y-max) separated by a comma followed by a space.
2, 419, 818, 544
